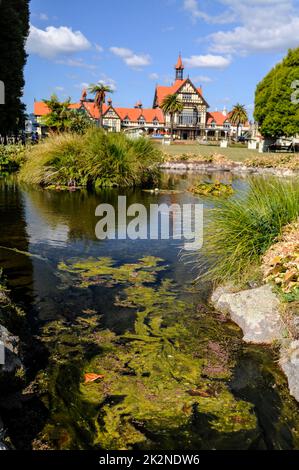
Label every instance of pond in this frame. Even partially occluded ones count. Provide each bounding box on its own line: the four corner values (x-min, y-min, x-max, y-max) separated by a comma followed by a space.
0, 172, 299, 450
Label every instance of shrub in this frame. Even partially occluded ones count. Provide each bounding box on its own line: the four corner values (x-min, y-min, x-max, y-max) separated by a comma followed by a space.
200, 177, 299, 285
0, 144, 26, 171
18, 129, 163, 188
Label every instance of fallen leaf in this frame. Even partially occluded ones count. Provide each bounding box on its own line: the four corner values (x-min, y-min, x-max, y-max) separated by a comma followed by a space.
84, 373, 104, 384
187, 389, 211, 398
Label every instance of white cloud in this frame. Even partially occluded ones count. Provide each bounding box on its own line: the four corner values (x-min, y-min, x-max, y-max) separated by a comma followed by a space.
55, 86, 64, 91
188, 0, 299, 55
193, 75, 213, 84
183, 0, 235, 24
110, 46, 151, 68
184, 54, 231, 68
95, 44, 104, 52
26, 25, 91, 59
149, 73, 159, 80
56, 58, 97, 70
39, 13, 49, 21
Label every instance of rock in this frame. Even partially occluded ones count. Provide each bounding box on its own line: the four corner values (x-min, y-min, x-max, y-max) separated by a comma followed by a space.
280, 341, 299, 402
211, 285, 284, 344
0, 325, 22, 374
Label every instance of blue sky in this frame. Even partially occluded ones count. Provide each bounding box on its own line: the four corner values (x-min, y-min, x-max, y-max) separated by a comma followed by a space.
25, 0, 299, 117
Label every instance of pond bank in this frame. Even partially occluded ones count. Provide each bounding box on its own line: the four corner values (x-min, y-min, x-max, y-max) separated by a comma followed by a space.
161, 161, 299, 177
211, 221, 299, 403
0, 283, 25, 450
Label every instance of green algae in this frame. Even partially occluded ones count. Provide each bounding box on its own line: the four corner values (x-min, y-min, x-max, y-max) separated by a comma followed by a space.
33, 256, 261, 450
190, 181, 234, 197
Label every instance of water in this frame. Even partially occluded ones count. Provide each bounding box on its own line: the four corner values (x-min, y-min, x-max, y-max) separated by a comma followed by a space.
0, 172, 299, 450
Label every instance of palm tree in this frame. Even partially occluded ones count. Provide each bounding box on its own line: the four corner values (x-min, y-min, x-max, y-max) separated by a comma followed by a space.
161, 94, 184, 141
230, 104, 248, 139
42, 94, 72, 132
88, 83, 114, 128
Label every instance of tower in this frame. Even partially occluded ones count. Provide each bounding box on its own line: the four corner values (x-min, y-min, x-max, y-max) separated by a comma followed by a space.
175, 54, 184, 81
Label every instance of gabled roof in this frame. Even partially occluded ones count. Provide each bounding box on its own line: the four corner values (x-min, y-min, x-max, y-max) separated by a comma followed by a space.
154, 79, 204, 107
207, 111, 229, 126
115, 107, 165, 123
34, 101, 82, 116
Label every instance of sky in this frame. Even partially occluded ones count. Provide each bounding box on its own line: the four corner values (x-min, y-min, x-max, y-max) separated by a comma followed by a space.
24, 0, 299, 117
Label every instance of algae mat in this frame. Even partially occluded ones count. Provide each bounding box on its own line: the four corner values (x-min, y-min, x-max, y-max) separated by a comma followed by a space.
32, 256, 299, 450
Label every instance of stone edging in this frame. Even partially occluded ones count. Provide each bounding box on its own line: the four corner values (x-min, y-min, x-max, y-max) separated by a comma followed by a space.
161, 161, 299, 177
211, 284, 299, 403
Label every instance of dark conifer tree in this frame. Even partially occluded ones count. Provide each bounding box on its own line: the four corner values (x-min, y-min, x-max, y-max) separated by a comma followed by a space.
0, 0, 30, 137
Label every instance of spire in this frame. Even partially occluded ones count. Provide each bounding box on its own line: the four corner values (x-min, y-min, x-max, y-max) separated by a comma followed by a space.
175, 53, 184, 70
175, 54, 184, 81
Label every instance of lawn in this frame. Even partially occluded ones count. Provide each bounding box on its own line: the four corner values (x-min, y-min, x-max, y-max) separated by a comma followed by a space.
154, 142, 296, 163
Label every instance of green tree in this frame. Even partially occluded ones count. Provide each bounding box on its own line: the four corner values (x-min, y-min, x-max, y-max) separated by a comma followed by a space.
161, 94, 184, 141
68, 110, 93, 134
230, 104, 248, 138
88, 83, 113, 128
42, 95, 72, 132
0, 0, 29, 137
254, 47, 299, 138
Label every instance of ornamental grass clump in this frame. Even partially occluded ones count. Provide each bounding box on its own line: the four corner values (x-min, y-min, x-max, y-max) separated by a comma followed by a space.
200, 177, 299, 285
19, 128, 162, 188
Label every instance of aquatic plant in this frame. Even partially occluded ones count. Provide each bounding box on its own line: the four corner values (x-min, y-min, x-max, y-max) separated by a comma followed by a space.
0, 144, 26, 172
200, 177, 299, 285
18, 129, 163, 188
190, 181, 234, 197
34, 256, 260, 450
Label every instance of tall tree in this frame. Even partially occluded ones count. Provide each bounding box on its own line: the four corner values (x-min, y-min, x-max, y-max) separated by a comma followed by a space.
230, 104, 248, 138
254, 47, 299, 138
88, 83, 113, 128
161, 94, 184, 141
0, 0, 30, 137
42, 95, 72, 132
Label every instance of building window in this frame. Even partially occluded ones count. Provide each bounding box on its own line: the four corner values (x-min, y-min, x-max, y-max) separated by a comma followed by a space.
224, 122, 230, 129
178, 109, 199, 125
138, 119, 145, 126
153, 120, 159, 126
211, 121, 216, 128
182, 93, 193, 102
123, 119, 130, 125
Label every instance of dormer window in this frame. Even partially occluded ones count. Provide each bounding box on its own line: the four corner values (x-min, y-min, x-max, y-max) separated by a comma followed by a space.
138, 117, 145, 126
123, 116, 130, 125
211, 121, 216, 128
224, 122, 230, 129
153, 119, 159, 126
182, 93, 192, 102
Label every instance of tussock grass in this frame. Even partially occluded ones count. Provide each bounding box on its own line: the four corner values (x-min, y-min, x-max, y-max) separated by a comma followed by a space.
19, 129, 163, 188
200, 177, 299, 285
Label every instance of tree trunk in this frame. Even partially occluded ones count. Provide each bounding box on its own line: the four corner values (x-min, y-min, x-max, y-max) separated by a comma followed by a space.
99, 102, 103, 128
170, 114, 174, 141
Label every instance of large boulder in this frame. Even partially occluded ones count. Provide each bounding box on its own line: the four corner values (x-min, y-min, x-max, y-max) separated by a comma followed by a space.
211, 285, 284, 344
280, 341, 299, 402
0, 325, 21, 374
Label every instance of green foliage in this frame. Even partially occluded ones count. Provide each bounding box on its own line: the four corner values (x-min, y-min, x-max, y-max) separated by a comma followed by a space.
0, 0, 29, 134
200, 177, 299, 285
161, 94, 184, 139
88, 83, 114, 127
18, 128, 163, 188
230, 104, 248, 130
254, 47, 299, 138
42, 94, 72, 132
0, 144, 26, 172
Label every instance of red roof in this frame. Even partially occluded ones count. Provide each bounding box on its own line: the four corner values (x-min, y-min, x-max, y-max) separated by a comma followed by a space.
115, 107, 164, 123
155, 79, 203, 107
34, 101, 81, 116
207, 111, 229, 126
